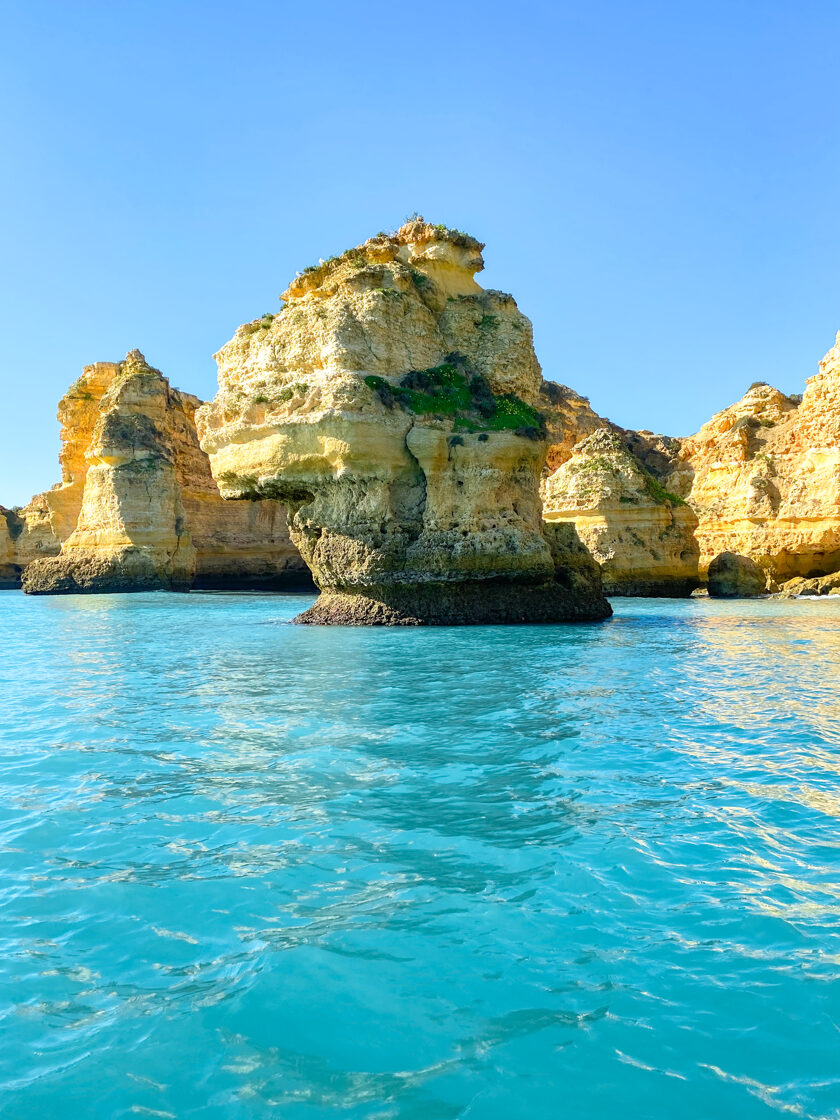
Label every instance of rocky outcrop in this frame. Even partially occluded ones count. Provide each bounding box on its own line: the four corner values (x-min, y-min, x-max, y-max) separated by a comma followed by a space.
22, 352, 310, 595
542, 428, 700, 596
778, 571, 840, 597
0, 510, 17, 587
197, 220, 611, 625
539, 381, 609, 474
660, 335, 840, 583
707, 551, 766, 597
0, 496, 61, 586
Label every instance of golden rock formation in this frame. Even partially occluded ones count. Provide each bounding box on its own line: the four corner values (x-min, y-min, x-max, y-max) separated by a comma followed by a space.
22, 351, 310, 594
663, 333, 840, 584
542, 428, 700, 596
197, 220, 611, 624
0, 511, 16, 587
539, 381, 609, 475
0, 496, 61, 586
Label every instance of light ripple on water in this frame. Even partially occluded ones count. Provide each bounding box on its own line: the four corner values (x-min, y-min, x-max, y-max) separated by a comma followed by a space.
1, 591, 840, 1118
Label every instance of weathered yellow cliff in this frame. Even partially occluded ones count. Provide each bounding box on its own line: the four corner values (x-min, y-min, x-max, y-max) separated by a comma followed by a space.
539, 381, 609, 474
22, 351, 310, 594
197, 220, 611, 624
662, 333, 840, 586
542, 428, 700, 595
0, 496, 61, 586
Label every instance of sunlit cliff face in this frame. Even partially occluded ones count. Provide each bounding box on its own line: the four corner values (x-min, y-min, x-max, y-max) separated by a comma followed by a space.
542, 428, 700, 597
22, 351, 309, 595
197, 221, 610, 625
664, 332, 840, 583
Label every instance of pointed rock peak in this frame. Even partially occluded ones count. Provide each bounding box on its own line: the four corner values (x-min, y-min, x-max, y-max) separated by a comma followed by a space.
117, 349, 165, 383
816, 330, 840, 379
122, 349, 151, 375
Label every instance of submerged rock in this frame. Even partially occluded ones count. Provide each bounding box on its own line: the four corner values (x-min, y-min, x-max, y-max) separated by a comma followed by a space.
22, 352, 310, 594
197, 220, 611, 625
707, 551, 767, 598
542, 428, 700, 596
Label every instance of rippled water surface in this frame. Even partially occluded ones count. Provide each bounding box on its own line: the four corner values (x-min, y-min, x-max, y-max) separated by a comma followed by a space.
2, 591, 840, 1118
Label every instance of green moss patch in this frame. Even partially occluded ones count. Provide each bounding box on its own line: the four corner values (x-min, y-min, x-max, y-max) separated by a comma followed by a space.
644, 474, 686, 506
364, 353, 546, 440
276, 382, 309, 404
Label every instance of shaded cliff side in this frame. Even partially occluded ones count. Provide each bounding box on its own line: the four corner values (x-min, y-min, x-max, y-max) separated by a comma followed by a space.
21, 352, 310, 595
0, 496, 61, 587
197, 219, 611, 624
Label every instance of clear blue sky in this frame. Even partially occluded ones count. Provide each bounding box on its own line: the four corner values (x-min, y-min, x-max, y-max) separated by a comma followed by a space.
2, 0, 839, 505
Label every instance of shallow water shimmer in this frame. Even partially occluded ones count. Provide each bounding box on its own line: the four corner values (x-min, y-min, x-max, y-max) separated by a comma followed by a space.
2, 592, 840, 1118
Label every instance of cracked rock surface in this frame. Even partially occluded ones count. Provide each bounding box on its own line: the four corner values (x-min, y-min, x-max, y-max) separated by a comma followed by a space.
23, 351, 310, 594
197, 220, 611, 624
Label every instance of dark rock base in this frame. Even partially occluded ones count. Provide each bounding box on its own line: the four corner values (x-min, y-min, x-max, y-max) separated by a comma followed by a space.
294, 580, 613, 626
22, 551, 189, 595
191, 568, 316, 592
603, 578, 699, 598
707, 551, 767, 598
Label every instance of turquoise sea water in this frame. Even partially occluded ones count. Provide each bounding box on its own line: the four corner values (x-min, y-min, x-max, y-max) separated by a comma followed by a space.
2, 591, 840, 1119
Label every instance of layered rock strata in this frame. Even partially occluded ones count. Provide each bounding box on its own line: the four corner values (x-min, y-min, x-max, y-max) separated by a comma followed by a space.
0, 496, 61, 587
197, 220, 611, 625
659, 335, 840, 584
542, 428, 700, 596
22, 352, 310, 594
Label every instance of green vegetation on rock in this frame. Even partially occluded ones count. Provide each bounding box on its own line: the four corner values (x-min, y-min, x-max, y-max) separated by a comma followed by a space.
644, 474, 686, 506
364, 353, 546, 440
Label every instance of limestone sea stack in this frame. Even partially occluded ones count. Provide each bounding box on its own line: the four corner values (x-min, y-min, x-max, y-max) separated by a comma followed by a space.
542, 428, 700, 596
23, 351, 310, 594
196, 220, 611, 624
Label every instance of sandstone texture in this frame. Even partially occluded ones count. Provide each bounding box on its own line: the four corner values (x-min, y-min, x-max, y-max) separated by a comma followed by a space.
0, 496, 61, 587
197, 220, 611, 625
707, 551, 766, 598
0, 510, 16, 587
657, 335, 840, 584
539, 381, 609, 474
22, 352, 310, 595
542, 428, 700, 596
777, 571, 840, 597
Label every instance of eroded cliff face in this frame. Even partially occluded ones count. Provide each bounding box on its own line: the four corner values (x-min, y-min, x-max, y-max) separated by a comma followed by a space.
23, 351, 309, 594
0, 510, 16, 587
197, 220, 611, 624
542, 428, 700, 595
538, 381, 609, 474
662, 335, 840, 584
0, 496, 61, 586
